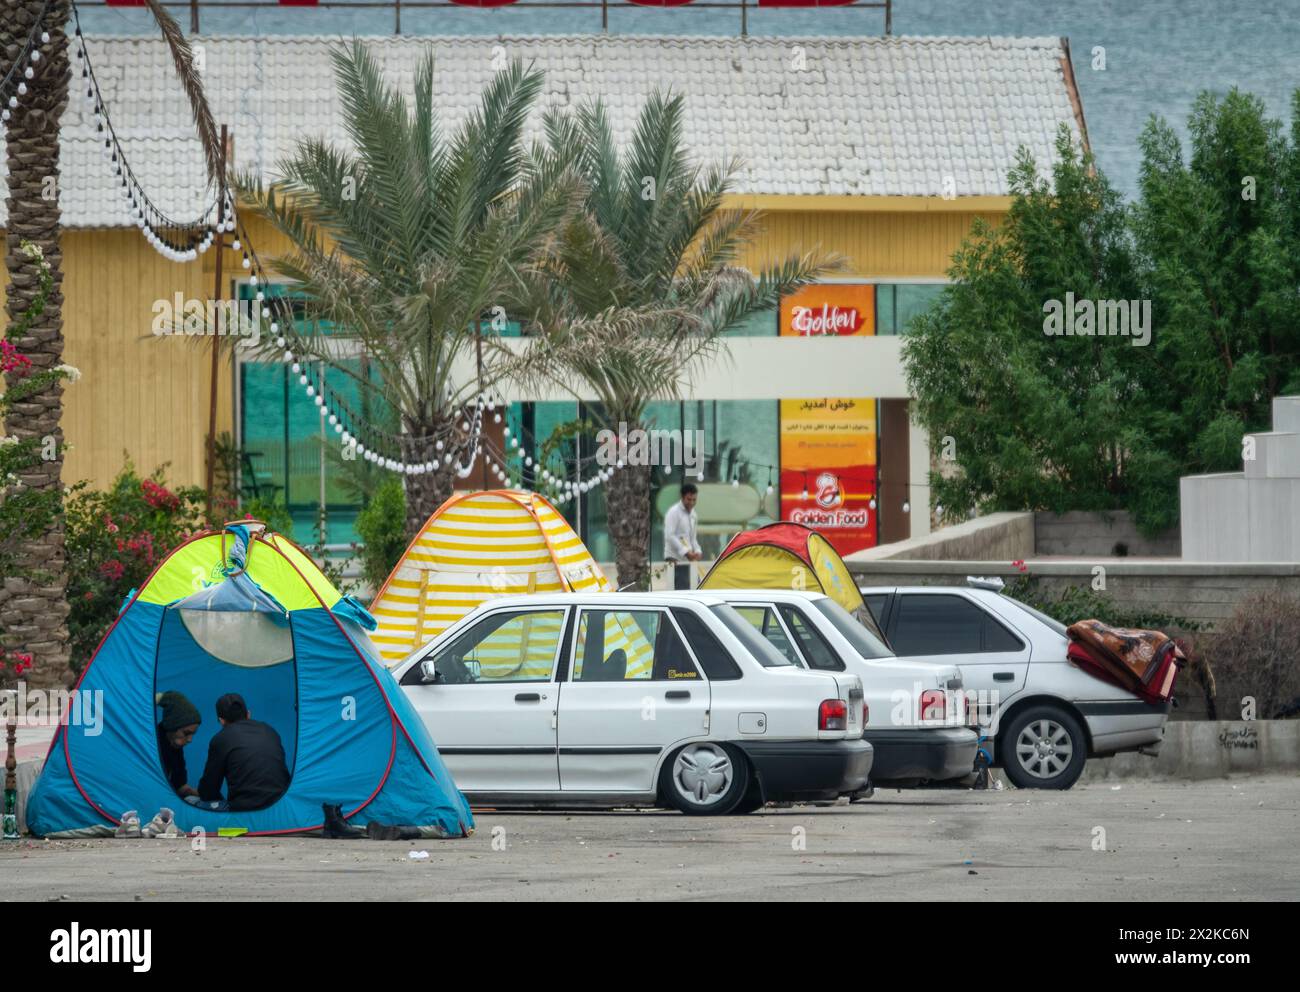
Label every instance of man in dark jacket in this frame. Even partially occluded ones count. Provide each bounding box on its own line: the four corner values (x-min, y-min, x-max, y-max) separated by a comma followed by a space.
192, 693, 291, 812
156, 691, 201, 799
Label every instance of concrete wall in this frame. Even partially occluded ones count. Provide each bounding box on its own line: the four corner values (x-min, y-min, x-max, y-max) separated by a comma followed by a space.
847, 511, 1034, 563
847, 508, 1177, 563
1080, 720, 1300, 782
1035, 511, 1180, 557
845, 558, 1300, 628
1181, 396, 1300, 562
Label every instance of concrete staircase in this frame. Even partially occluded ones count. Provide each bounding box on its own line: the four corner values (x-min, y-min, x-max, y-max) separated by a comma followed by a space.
1180, 396, 1300, 561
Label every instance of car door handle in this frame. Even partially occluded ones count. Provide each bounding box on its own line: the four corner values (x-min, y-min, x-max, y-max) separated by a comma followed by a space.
993, 672, 1015, 682
665, 691, 691, 701
514, 693, 542, 703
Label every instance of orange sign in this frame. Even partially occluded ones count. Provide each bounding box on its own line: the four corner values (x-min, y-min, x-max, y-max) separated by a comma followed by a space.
780, 284, 875, 337
779, 398, 877, 555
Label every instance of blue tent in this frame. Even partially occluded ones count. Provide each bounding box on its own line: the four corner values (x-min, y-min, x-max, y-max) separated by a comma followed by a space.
27, 523, 473, 838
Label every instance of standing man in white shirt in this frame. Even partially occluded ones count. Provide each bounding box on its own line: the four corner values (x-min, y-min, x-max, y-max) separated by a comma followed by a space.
663, 483, 702, 590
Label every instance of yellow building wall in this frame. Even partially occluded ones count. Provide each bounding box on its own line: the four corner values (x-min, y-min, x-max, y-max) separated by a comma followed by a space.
0, 215, 305, 490
735, 209, 1003, 278
3, 208, 996, 491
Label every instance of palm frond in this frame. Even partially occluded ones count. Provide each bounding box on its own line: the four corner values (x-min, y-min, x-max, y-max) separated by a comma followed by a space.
144, 0, 224, 193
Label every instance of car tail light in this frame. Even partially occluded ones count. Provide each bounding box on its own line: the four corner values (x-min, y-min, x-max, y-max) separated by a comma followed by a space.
819, 699, 847, 731
862, 702, 870, 727
920, 690, 946, 722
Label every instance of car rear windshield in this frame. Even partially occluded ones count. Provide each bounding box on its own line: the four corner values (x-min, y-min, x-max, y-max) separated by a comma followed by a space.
811, 598, 893, 659
709, 605, 795, 668
1003, 596, 1069, 637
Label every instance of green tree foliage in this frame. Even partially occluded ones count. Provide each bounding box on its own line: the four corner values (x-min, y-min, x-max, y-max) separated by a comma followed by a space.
906, 91, 1300, 535
904, 128, 1143, 523
1130, 89, 1300, 523
352, 477, 408, 595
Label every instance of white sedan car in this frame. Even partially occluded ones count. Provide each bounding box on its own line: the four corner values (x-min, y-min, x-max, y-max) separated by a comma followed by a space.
860, 580, 1174, 789
394, 592, 872, 814
702, 590, 980, 785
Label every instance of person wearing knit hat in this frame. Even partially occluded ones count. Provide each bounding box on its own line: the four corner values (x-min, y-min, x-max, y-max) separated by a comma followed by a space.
156, 691, 201, 799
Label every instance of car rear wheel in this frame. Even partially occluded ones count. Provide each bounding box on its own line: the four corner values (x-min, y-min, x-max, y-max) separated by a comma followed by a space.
1001, 705, 1086, 790
660, 742, 750, 815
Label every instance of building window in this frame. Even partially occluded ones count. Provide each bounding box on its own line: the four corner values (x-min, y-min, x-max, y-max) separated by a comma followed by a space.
875, 283, 946, 335
236, 283, 387, 548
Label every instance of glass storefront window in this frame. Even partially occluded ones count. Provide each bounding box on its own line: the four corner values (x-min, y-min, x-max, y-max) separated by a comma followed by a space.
237, 283, 389, 548
875, 283, 945, 335
895, 284, 946, 334
724, 308, 778, 337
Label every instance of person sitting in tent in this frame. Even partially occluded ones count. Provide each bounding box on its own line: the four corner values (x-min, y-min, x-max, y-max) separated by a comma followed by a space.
155, 691, 202, 800
189, 693, 291, 812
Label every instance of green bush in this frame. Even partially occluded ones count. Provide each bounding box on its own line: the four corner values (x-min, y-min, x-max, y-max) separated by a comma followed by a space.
65, 466, 206, 674
353, 478, 408, 595
1003, 574, 1199, 633
1198, 591, 1300, 720
242, 495, 295, 538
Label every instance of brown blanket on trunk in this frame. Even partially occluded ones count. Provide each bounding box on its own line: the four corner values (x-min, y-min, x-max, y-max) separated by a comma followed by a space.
1066, 619, 1185, 692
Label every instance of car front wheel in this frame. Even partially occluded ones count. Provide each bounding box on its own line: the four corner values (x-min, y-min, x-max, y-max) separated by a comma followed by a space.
660, 742, 751, 815
1001, 706, 1087, 790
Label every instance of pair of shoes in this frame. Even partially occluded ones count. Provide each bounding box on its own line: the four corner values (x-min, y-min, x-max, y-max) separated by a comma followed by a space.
115, 810, 142, 838
321, 803, 365, 839
142, 807, 178, 838
365, 821, 422, 841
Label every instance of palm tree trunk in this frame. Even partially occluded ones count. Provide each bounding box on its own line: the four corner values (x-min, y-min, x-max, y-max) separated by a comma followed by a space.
400, 424, 455, 539
1, 0, 72, 690
604, 458, 652, 591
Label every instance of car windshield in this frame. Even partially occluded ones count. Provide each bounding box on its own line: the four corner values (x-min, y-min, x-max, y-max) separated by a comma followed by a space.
709, 605, 795, 668
1003, 595, 1069, 637
811, 598, 893, 659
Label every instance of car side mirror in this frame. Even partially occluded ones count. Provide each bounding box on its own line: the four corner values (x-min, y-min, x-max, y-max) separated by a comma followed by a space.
419, 658, 439, 684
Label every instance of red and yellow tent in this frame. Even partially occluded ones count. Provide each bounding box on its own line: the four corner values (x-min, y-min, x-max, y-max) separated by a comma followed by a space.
699, 521, 870, 620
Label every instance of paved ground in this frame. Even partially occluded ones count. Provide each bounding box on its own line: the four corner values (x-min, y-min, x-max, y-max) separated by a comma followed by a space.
3, 776, 1297, 901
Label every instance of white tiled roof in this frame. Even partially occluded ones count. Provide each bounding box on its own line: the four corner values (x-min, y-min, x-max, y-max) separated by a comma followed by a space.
1, 34, 1083, 228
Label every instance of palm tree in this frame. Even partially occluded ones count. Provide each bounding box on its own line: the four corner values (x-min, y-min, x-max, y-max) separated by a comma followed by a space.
239, 42, 581, 537
509, 93, 840, 590
1, 0, 73, 687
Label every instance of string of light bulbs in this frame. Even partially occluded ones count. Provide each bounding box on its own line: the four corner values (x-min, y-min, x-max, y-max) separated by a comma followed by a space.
481, 425, 618, 506
0, 0, 52, 126
69, 2, 228, 261
233, 222, 495, 475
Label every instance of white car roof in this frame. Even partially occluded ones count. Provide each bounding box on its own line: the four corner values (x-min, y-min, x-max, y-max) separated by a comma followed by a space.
858, 585, 1004, 598
686, 589, 830, 605
475, 590, 733, 610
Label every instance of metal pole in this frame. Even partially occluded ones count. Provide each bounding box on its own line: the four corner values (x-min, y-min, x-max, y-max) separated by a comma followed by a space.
205, 123, 229, 522
601, 0, 607, 33
318, 361, 328, 546
475, 318, 485, 490
190, 0, 200, 34
885, 0, 892, 36
741, 0, 747, 38
3, 691, 18, 839
395, 0, 401, 35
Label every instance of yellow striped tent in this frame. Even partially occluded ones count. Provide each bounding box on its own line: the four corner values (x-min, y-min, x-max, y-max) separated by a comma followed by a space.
370, 489, 613, 664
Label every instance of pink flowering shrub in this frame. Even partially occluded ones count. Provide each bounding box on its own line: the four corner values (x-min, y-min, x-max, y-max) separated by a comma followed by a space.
66, 466, 206, 674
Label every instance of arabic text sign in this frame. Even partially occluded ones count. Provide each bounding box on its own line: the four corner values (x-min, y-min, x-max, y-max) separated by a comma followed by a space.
779, 397, 877, 555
